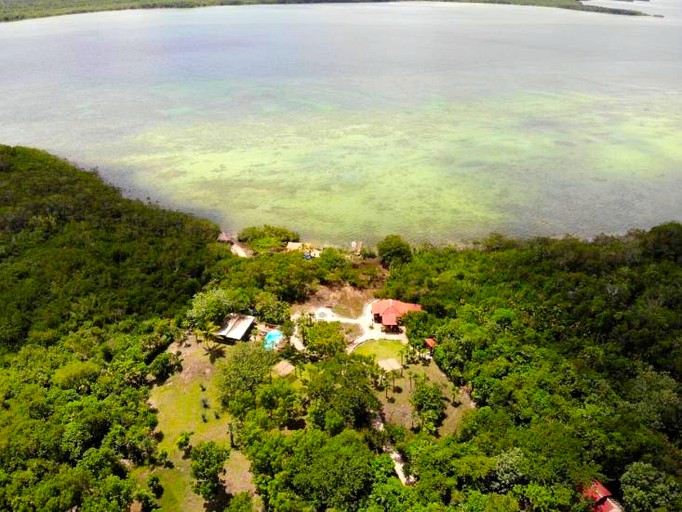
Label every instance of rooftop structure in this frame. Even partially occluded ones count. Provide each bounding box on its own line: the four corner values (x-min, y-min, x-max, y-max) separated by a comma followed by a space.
273, 360, 295, 377
371, 299, 422, 326
582, 481, 625, 512
285, 241, 320, 259
214, 315, 255, 341
285, 242, 303, 252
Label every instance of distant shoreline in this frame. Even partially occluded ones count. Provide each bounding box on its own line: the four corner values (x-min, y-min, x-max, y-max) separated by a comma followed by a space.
0, 0, 644, 24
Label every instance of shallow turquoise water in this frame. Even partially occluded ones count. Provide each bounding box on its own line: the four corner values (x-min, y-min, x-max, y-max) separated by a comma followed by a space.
0, 3, 680, 244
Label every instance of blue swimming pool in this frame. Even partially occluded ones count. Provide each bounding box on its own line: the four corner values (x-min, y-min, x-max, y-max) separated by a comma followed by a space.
264, 330, 283, 351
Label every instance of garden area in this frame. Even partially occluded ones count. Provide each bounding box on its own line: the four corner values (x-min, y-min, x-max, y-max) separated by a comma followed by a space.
353, 340, 474, 436
134, 338, 257, 511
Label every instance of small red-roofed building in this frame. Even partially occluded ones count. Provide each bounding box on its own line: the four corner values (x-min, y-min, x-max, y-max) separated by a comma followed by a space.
371, 299, 421, 331
425, 338, 437, 350
582, 481, 625, 512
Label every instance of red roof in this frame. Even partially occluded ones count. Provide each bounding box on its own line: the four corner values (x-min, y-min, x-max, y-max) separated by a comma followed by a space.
595, 499, 622, 512
583, 481, 612, 502
425, 338, 437, 349
582, 481, 623, 512
371, 300, 422, 326
383, 313, 398, 326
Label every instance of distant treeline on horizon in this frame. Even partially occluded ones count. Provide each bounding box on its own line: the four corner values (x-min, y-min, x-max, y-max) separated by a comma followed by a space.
0, 0, 644, 22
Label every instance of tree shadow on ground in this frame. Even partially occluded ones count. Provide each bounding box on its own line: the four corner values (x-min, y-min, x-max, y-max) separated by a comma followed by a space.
203, 344, 226, 364
203, 488, 230, 512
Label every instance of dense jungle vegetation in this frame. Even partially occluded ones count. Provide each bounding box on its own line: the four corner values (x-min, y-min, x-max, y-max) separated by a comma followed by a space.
0, 0, 641, 23
0, 146, 379, 510
384, 227, 682, 510
0, 145, 220, 510
1, 145, 680, 511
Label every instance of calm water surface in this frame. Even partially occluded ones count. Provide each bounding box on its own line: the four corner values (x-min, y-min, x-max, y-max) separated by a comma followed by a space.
1, 2, 681, 244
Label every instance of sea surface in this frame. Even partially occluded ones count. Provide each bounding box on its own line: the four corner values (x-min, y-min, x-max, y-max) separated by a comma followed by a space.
1, 2, 681, 244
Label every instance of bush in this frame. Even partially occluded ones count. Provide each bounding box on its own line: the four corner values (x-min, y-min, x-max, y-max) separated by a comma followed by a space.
377, 234, 412, 268
149, 353, 182, 382
146, 474, 163, 498
189, 441, 230, 500
237, 225, 300, 254
176, 431, 193, 451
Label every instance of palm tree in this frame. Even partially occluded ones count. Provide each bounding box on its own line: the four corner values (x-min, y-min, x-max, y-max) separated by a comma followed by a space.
199, 321, 219, 347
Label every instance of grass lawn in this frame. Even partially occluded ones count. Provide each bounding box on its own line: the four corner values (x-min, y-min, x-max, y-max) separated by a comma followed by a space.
354, 340, 406, 362
135, 339, 256, 511
354, 340, 474, 436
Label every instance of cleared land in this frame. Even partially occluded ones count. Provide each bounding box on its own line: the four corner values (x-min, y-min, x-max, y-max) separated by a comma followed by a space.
354, 340, 474, 436
292, 284, 376, 319
136, 338, 255, 511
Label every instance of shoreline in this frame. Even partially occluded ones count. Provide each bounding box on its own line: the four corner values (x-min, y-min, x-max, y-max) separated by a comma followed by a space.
0, 0, 644, 24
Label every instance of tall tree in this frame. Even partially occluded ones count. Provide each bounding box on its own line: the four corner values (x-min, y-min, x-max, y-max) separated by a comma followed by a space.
189, 441, 230, 501
377, 235, 413, 268
218, 343, 277, 418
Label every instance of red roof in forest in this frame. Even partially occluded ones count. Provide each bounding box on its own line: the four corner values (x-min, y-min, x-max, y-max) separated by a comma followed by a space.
594, 499, 622, 512
583, 481, 612, 502
371, 300, 422, 326
582, 481, 624, 512
425, 338, 437, 349
372, 299, 421, 316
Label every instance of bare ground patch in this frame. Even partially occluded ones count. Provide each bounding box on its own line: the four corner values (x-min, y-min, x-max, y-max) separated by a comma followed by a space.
340, 322, 363, 341
224, 450, 256, 496
143, 337, 257, 511
294, 284, 376, 318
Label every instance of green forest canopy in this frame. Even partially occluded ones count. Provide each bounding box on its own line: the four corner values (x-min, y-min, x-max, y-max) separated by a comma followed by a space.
0, 145, 680, 511
0, 145, 220, 510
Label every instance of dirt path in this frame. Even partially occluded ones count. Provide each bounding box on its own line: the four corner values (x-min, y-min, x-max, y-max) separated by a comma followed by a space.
372, 415, 415, 486
287, 298, 417, 485
289, 299, 408, 352
288, 299, 415, 485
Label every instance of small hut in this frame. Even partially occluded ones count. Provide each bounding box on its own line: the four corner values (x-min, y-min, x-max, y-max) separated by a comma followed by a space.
286, 241, 320, 259
214, 315, 255, 342
581, 481, 625, 512
424, 338, 437, 351
285, 242, 303, 252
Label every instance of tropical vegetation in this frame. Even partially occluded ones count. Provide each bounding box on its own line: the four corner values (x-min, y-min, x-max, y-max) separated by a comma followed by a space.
1, 145, 680, 511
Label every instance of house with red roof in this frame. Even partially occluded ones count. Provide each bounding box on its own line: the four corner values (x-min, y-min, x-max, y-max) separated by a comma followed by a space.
371, 299, 422, 331
582, 481, 624, 512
